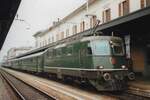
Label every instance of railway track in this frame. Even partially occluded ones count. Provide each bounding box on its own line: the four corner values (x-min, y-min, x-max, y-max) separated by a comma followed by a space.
1, 67, 150, 100
107, 91, 150, 100
0, 70, 54, 100
128, 86, 150, 98
0, 72, 21, 100
0, 72, 25, 100
125, 89, 150, 100
1, 68, 116, 100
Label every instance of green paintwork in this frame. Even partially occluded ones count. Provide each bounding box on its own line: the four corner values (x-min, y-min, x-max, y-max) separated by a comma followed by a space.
44, 36, 126, 70
8, 36, 129, 91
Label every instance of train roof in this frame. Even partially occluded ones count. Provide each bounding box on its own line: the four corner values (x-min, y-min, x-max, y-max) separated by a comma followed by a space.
10, 50, 45, 61
80, 36, 122, 42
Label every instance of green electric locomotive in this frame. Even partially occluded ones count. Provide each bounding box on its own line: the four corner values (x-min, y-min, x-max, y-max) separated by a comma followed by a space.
43, 35, 134, 91
4, 35, 135, 91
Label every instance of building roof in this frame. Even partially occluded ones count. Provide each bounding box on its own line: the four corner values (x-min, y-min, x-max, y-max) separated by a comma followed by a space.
33, 29, 50, 37
33, 0, 97, 37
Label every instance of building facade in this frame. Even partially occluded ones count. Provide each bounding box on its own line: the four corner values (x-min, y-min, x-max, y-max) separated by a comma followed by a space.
33, 0, 150, 48
7, 47, 33, 59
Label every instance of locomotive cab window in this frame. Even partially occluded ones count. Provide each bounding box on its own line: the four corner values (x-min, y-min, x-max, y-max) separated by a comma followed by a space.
91, 40, 110, 55
110, 40, 124, 56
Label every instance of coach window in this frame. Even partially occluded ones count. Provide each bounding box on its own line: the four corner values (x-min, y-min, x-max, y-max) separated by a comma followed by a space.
30, 58, 33, 63
46, 51, 49, 57
62, 47, 66, 55
67, 45, 73, 56
48, 49, 53, 58
56, 48, 62, 57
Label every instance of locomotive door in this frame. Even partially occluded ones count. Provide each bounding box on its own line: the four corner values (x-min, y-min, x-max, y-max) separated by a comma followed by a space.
79, 43, 87, 68
79, 49, 86, 68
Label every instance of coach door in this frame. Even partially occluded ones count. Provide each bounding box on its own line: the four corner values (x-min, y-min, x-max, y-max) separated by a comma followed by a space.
37, 56, 43, 72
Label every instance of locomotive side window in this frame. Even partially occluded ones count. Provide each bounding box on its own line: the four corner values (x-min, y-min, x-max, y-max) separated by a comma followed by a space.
91, 40, 110, 55
87, 43, 92, 55
111, 40, 124, 55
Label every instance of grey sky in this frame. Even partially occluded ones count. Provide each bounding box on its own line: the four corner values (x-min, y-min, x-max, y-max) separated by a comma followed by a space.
0, 0, 86, 61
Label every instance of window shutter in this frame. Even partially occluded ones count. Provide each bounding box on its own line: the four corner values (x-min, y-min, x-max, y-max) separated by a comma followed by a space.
141, 0, 145, 8
61, 32, 64, 39
90, 17, 92, 28
83, 21, 85, 31
107, 9, 111, 21
80, 22, 82, 32
146, 0, 150, 7
102, 11, 105, 23
93, 16, 97, 27
75, 25, 77, 34
119, 3, 121, 16
126, 0, 130, 14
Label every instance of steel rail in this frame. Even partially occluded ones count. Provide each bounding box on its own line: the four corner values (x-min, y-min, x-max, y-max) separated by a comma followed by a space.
0, 70, 55, 100
0, 71, 26, 100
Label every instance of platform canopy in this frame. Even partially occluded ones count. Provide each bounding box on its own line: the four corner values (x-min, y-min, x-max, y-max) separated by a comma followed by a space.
0, 0, 21, 50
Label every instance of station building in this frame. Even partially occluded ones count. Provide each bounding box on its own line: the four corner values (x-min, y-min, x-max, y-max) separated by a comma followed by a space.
33, 0, 150, 78
7, 47, 33, 59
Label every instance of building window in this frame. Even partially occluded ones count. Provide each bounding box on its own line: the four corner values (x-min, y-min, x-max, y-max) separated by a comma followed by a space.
61, 31, 64, 39
72, 25, 77, 34
141, 0, 150, 8
52, 36, 54, 42
35, 41, 38, 47
90, 16, 97, 28
56, 34, 59, 41
48, 38, 51, 43
66, 29, 69, 37
40, 42, 41, 47
45, 40, 47, 45
80, 21, 85, 32
102, 8, 111, 23
119, 0, 129, 16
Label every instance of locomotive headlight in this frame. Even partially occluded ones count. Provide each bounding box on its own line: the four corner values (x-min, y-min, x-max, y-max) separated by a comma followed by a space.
97, 66, 104, 69
103, 73, 111, 81
99, 66, 104, 69
121, 65, 126, 69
